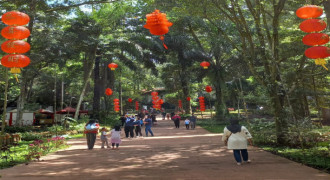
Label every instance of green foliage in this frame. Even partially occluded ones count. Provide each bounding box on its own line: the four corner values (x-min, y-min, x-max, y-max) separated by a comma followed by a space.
197, 119, 227, 133
0, 137, 68, 169
19, 132, 43, 141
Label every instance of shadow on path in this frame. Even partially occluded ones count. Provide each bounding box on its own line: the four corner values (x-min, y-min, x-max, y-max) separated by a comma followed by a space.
0, 119, 329, 180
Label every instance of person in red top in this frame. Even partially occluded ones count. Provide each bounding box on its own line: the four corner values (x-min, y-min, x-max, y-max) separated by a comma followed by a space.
84, 119, 100, 150
171, 113, 181, 128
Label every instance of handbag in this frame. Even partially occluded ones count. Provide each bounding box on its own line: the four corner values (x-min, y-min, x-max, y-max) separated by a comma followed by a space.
224, 132, 232, 146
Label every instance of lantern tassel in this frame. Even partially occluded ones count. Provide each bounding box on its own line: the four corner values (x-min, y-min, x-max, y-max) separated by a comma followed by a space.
159, 36, 168, 49
14, 74, 19, 82
315, 59, 328, 71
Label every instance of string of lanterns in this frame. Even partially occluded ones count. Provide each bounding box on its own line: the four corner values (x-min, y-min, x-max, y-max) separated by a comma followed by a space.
199, 96, 205, 112
135, 101, 139, 111
296, 5, 329, 70
1, 11, 31, 76
113, 98, 120, 112
151, 91, 163, 110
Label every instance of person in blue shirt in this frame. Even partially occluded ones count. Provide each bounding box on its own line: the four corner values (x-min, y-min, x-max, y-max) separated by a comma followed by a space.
124, 116, 135, 138
144, 115, 154, 137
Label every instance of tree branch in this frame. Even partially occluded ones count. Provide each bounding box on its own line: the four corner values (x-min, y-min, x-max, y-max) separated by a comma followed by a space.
46, 0, 121, 12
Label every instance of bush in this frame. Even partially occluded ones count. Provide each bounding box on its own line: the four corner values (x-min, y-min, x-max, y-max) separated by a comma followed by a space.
5, 126, 34, 133
19, 132, 42, 141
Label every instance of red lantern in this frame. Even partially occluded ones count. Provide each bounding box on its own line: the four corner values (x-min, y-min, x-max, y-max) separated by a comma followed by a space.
205, 85, 212, 93
105, 88, 113, 96
305, 46, 330, 59
113, 98, 120, 102
158, 99, 164, 104
108, 63, 118, 70
114, 101, 120, 105
135, 101, 139, 111
1, 40, 30, 54
296, 5, 323, 19
144, 9, 172, 49
151, 91, 158, 96
299, 19, 327, 33
302, 33, 329, 46
186, 97, 191, 101
128, 98, 132, 103
1, 54, 30, 73
1, 11, 30, 26
1, 26, 30, 39
152, 96, 159, 101
200, 61, 210, 69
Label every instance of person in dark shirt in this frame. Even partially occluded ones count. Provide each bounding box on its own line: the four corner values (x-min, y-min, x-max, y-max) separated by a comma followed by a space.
144, 115, 154, 137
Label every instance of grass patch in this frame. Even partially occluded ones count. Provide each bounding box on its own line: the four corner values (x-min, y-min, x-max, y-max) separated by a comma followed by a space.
197, 118, 226, 133
1, 138, 69, 169
263, 146, 330, 173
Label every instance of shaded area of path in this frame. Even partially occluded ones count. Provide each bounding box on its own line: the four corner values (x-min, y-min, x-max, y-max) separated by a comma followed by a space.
0, 119, 329, 180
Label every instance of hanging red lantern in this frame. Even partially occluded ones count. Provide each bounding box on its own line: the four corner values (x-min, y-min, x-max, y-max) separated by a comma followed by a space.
158, 99, 164, 104
205, 85, 213, 93
1, 40, 30, 54
113, 98, 120, 102
1, 54, 30, 73
186, 97, 191, 101
152, 96, 159, 101
305, 46, 330, 59
296, 5, 323, 19
1, 26, 30, 40
108, 63, 118, 70
302, 33, 329, 46
299, 19, 327, 33
105, 88, 113, 96
200, 61, 210, 69
305, 46, 329, 70
128, 98, 132, 103
151, 91, 158, 96
1, 11, 30, 26
135, 101, 139, 111
114, 101, 120, 105
144, 9, 173, 49
178, 100, 182, 109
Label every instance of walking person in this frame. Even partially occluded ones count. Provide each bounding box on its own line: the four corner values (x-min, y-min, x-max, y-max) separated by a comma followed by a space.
190, 113, 197, 130
172, 113, 181, 128
110, 125, 122, 150
124, 116, 135, 138
100, 127, 110, 149
135, 117, 143, 137
144, 115, 154, 137
222, 118, 253, 165
84, 119, 100, 150
185, 118, 190, 130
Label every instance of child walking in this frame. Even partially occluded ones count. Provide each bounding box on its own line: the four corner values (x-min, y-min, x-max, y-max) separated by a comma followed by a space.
100, 127, 110, 148
185, 118, 190, 130
110, 125, 122, 149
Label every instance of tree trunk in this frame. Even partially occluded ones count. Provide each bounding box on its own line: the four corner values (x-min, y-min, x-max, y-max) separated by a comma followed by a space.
177, 49, 191, 114
213, 68, 227, 121
92, 53, 101, 120
269, 86, 288, 145
74, 48, 97, 120
16, 0, 36, 127
323, 0, 330, 29
1, 68, 8, 134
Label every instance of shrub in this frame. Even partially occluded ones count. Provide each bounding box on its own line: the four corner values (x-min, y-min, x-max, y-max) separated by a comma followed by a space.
19, 132, 42, 141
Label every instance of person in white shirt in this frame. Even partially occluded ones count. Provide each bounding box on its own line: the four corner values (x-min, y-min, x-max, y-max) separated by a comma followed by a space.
100, 127, 110, 149
184, 119, 190, 130
222, 119, 253, 165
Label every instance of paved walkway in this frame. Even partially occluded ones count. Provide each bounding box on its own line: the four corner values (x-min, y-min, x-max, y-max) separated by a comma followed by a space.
0, 119, 329, 180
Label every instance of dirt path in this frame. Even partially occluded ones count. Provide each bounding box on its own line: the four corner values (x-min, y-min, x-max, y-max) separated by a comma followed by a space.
0, 119, 329, 180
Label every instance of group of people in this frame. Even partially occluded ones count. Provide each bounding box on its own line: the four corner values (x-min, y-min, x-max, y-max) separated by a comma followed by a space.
121, 114, 154, 138
170, 113, 197, 130
84, 112, 253, 166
